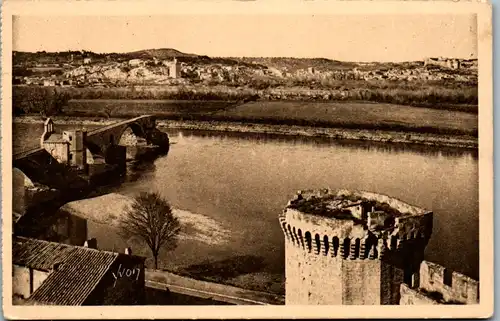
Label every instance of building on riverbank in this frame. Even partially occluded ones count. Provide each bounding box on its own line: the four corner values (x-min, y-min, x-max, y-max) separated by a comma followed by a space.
12, 236, 146, 305
279, 189, 479, 305
40, 118, 89, 171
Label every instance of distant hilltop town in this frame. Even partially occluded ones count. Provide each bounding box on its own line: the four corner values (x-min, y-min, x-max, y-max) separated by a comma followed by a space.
12, 49, 478, 89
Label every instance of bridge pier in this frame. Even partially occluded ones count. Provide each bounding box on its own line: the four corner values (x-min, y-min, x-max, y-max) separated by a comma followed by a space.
146, 128, 170, 153
104, 145, 127, 172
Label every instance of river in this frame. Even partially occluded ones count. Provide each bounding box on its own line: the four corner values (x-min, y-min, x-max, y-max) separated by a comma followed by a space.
13, 122, 479, 292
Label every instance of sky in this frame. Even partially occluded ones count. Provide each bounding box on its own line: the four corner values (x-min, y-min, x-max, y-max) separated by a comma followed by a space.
12, 15, 478, 62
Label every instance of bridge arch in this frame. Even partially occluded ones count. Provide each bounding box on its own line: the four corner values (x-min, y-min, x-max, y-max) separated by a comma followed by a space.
116, 123, 147, 146
13, 168, 35, 215
13, 167, 35, 189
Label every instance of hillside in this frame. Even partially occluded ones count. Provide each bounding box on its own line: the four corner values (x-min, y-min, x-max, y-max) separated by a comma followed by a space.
124, 48, 199, 59
12, 48, 478, 112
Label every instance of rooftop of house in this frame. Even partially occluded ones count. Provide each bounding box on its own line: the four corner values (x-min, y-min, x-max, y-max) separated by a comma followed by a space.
43, 133, 68, 144
286, 189, 428, 223
13, 236, 145, 306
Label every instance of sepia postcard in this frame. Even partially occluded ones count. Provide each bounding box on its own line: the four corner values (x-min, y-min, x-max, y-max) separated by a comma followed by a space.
1, 0, 494, 319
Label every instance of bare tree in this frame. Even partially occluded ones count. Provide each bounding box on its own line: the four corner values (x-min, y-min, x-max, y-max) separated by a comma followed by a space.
119, 192, 181, 269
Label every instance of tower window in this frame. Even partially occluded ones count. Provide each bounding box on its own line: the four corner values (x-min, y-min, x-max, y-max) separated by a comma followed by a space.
69, 153, 73, 160
305, 232, 312, 252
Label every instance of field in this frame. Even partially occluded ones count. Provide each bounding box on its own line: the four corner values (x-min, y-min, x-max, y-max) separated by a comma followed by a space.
62, 99, 478, 137
214, 101, 478, 136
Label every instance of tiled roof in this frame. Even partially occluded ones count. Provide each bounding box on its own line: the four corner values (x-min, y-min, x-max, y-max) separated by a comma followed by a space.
13, 237, 118, 305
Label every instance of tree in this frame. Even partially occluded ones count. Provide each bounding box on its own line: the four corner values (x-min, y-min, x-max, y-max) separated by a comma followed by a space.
119, 192, 181, 269
13, 87, 69, 116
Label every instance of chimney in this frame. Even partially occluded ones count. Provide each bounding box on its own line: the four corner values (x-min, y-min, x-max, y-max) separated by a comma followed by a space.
52, 262, 63, 271
125, 247, 132, 255
84, 238, 97, 249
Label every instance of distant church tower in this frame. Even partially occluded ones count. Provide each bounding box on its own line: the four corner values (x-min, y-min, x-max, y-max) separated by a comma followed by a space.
279, 189, 433, 305
169, 57, 181, 79
40, 118, 55, 147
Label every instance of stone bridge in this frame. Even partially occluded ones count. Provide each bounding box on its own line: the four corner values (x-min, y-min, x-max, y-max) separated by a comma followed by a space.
13, 115, 169, 190
85, 115, 169, 159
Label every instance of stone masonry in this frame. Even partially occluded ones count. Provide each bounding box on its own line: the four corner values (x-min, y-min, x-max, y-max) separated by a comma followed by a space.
279, 189, 434, 305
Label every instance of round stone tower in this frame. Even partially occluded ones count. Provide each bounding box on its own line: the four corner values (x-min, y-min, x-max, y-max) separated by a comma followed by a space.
279, 189, 433, 305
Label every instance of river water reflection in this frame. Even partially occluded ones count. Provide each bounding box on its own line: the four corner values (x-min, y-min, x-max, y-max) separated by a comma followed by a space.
13, 123, 479, 285
113, 129, 479, 280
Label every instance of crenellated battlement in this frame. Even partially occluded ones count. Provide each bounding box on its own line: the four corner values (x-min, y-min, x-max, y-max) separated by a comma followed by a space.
279, 189, 433, 261
416, 261, 479, 304
281, 188, 478, 306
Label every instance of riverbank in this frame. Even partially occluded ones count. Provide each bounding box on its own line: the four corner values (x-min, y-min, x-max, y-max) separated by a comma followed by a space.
14, 115, 478, 149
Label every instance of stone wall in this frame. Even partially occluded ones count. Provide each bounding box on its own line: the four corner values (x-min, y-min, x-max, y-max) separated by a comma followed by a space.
280, 190, 479, 306
283, 232, 413, 305
285, 238, 343, 305
418, 261, 479, 304
281, 212, 426, 305
12, 265, 50, 300
342, 259, 381, 304
280, 189, 433, 305
398, 260, 479, 305
13, 265, 31, 299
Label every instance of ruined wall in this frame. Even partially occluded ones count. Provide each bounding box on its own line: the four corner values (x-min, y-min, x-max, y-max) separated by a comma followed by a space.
394, 214, 433, 239
418, 261, 479, 304
44, 212, 88, 246
424, 58, 461, 70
